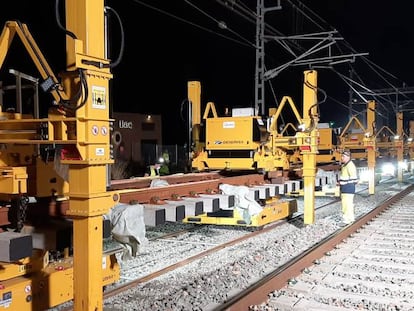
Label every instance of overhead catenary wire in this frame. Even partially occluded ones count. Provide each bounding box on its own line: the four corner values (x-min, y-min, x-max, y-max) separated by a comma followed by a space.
132, 0, 253, 48
284, 0, 412, 117
130, 0, 414, 125
184, 0, 254, 47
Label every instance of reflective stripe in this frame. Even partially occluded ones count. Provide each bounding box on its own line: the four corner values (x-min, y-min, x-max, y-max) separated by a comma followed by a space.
339, 160, 358, 193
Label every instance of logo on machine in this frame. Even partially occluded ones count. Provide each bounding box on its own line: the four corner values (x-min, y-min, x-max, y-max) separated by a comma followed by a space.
214, 140, 243, 144
223, 121, 235, 128
119, 120, 133, 129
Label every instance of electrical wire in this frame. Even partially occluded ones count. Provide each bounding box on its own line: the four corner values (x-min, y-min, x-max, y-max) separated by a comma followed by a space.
287, 0, 413, 119
184, 0, 254, 47
132, 0, 252, 48
130, 0, 414, 125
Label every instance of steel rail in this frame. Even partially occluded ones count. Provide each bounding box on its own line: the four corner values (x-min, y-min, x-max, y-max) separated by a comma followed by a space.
217, 184, 414, 310
58, 180, 407, 311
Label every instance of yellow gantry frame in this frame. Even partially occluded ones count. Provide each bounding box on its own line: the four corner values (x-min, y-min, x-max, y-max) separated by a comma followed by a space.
365, 100, 376, 194
269, 70, 319, 224
338, 116, 367, 160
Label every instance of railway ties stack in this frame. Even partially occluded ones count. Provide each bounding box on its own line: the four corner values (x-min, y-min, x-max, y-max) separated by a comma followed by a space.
142, 191, 237, 227
140, 194, 227, 227
137, 175, 330, 228
142, 181, 288, 227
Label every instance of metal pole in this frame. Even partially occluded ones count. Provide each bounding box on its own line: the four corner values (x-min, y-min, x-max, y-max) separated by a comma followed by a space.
348, 69, 353, 119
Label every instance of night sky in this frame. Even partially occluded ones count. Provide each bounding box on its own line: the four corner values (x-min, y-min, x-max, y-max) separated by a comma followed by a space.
1, 1, 413, 144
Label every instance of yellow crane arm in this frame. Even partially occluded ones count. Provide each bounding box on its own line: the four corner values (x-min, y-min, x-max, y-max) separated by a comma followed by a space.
269, 95, 303, 135
0, 21, 69, 104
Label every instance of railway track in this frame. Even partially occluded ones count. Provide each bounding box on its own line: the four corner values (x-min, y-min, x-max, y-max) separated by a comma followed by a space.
35, 172, 269, 217
223, 184, 414, 310
102, 189, 345, 299
51, 176, 411, 311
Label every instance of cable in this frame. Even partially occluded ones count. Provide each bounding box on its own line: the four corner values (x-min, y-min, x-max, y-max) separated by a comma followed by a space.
303, 70, 326, 132
105, 6, 125, 68
184, 0, 254, 47
55, 0, 77, 39
129, 0, 414, 124
133, 0, 252, 48
287, 0, 414, 120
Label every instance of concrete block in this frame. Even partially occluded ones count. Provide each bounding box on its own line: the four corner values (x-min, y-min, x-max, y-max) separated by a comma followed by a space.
183, 196, 219, 213
251, 185, 271, 199
247, 188, 259, 201
22, 220, 72, 251
272, 183, 287, 195
0, 231, 32, 262
143, 206, 165, 227
199, 194, 235, 209
263, 184, 279, 197
165, 199, 203, 216
286, 180, 301, 192
143, 203, 185, 222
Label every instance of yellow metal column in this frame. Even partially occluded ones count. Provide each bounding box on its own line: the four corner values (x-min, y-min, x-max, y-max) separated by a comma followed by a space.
188, 81, 202, 152
396, 112, 404, 182
74, 215, 103, 308
366, 101, 376, 194
62, 1, 116, 310
67, 165, 116, 311
409, 121, 414, 173
302, 70, 318, 225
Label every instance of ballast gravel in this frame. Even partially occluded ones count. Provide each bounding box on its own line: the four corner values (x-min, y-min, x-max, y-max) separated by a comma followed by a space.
100, 179, 410, 311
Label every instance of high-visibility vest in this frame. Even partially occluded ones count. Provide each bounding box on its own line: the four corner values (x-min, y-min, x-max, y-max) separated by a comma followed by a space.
162, 152, 170, 163
339, 160, 358, 193
150, 165, 157, 177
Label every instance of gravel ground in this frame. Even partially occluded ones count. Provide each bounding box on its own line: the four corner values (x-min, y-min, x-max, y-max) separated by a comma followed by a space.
257, 185, 414, 310
46, 177, 410, 311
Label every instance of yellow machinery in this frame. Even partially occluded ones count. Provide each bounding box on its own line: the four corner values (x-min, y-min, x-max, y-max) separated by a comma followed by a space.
0, 1, 121, 310
190, 71, 321, 177
369, 112, 405, 182
335, 101, 378, 194
337, 116, 369, 160
288, 122, 338, 166
183, 196, 298, 227
337, 101, 404, 166
375, 126, 400, 158
406, 120, 414, 161
189, 71, 339, 197
188, 70, 320, 225
316, 126, 337, 163
362, 101, 377, 194
189, 83, 289, 173
337, 101, 408, 191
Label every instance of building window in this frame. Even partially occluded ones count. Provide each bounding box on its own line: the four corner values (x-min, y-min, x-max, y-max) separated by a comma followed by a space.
142, 122, 155, 131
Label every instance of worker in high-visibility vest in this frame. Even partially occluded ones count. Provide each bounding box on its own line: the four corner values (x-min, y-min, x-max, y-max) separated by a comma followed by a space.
149, 165, 156, 176
159, 150, 170, 175
338, 150, 358, 226
162, 150, 170, 165
147, 163, 160, 177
